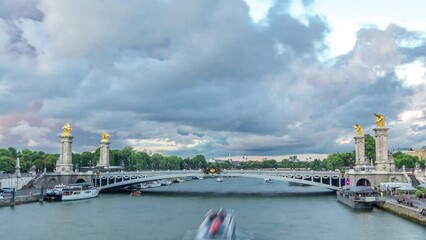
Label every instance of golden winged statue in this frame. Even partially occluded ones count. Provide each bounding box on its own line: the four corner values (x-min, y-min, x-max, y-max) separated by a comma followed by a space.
62, 123, 72, 136
353, 123, 363, 136
374, 113, 385, 127
101, 132, 109, 142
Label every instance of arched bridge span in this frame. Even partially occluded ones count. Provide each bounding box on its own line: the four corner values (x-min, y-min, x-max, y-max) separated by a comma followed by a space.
96, 170, 343, 191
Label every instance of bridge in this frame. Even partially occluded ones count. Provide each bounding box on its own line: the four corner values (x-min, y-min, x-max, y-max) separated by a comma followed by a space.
94, 169, 344, 191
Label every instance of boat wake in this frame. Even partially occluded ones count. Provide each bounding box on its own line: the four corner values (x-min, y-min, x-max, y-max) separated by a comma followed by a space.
182, 228, 255, 240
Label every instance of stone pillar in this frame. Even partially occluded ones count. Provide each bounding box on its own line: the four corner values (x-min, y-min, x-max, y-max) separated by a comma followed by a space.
97, 140, 110, 168
15, 157, 21, 178
354, 136, 366, 167
374, 127, 391, 172
55, 134, 74, 173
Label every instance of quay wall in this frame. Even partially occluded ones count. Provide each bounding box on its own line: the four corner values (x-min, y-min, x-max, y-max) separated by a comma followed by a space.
0, 177, 34, 190
0, 194, 43, 207
375, 201, 426, 226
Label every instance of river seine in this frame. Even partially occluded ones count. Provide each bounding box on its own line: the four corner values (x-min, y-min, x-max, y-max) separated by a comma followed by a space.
1, 177, 425, 240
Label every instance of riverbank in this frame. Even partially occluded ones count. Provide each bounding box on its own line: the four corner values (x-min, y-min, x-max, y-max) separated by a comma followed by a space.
375, 200, 426, 226
0, 194, 43, 207
0, 188, 44, 207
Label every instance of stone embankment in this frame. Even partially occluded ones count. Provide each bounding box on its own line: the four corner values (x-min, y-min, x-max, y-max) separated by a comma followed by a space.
0, 193, 43, 207
375, 201, 426, 226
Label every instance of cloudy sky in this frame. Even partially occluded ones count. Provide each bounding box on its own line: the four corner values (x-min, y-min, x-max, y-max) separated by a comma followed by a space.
0, 0, 425, 158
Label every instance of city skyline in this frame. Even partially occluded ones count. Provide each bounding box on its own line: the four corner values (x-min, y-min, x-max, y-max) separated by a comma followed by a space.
0, 0, 425, 158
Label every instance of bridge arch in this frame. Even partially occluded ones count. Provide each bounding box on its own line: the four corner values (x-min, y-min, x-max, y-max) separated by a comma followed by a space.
48, 178, 57, 184
356, 178, 371, 187
76, 178, 86, 183
97, 170, 343, 191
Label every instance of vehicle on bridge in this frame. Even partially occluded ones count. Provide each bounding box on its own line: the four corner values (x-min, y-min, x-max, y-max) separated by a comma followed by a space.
1, 187, 14, 193
195, 208, 236, 240
336, 186, 378, 209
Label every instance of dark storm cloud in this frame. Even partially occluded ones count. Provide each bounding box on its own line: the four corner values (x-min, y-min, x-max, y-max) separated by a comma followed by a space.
0, 0, 425, 157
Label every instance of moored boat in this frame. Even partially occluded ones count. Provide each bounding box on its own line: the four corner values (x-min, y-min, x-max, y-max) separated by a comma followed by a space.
148, 181, 161, 188
61, 184, 99, 201
195, 208, 236, 240
173, 178, 184, 183
336, 186, 378, 209
160, 179, 173, 186
44, 183, 66, 201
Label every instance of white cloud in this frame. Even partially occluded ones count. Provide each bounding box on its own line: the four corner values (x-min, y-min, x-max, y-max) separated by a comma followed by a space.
128, 138, 207, 153
395, 60, 426, 87
244, 0, 273, 23
27, 139, 39, 147
335, 137, 352, 145
398, 110, 424, 123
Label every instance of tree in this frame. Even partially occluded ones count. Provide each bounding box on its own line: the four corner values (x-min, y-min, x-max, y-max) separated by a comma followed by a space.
262, 160, 277, 168
364, 134, 376, 163
392, 152, 419, 168
7, 147, 18, 159
0, 156, 15, 173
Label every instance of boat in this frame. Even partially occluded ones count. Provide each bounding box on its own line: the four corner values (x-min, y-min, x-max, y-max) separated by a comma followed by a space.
216, 177, 223, 182
173, 178, 184, 183
44, 183, 66, 201
148, 181, 162, 188
129, 191, 141, 197
61, 184, 99, 201
160, 180, 173, 186
195, 208, 236, 240
336, 186, 378, 209
264, 178, 273, 183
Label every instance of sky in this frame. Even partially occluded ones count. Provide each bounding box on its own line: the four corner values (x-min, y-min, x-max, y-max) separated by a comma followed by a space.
0, 0, 425, 158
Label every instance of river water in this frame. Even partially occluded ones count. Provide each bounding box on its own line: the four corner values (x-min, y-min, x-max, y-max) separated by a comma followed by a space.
1, 177, 425, 240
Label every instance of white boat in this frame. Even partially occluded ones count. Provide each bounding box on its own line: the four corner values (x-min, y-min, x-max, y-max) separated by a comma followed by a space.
148, 181, 162, 188
264, 178, 273, 183
160, 180, 173, 186
61, 184, 99, 201
139, 183, 149, 189
216, 177, 223, 182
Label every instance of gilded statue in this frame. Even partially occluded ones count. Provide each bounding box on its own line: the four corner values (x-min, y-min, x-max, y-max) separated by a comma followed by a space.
62, 123, 72, 136
374, 113, 385, 127
353, 123, 363, 136
101, 132, 109, 142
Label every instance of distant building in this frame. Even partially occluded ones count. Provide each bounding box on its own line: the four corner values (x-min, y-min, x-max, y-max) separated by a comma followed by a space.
393, 146, 426, 160
214, 154, 329, 162
406, 147, 426, 160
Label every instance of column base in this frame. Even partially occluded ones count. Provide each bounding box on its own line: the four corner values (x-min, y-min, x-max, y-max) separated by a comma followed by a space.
55, 164, 74, 173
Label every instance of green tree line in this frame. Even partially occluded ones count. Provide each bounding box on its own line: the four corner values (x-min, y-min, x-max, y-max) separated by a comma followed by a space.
0, 134, 424, 173
0, 146, 209, 173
